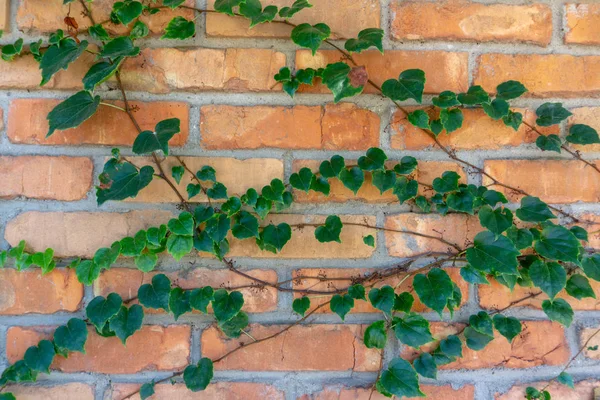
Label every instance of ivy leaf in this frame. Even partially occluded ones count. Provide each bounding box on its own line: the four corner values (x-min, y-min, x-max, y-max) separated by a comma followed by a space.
113, 1, 143, 25
0, 360, 38, 384
130, 20, 149, 39
557, 372, 575, 389
506, 226, 534, 250
530, 260, 566, 299
542, 298, 573, 327
446, 186, 475, 214
393, 292, 414, 313
279, 0, 312, 18
133, 118, 181, 155
169, 288, 192, 320
291, 23, 330, 55
432, 91, 459, 108
140, 382, 156, 400
457, 85, 489, 105
348, 284, 366, 300
94, 241, 121, 270
413, 268, 454, 316
368, 286, 395, 315
89, 24, 110, 41
464, 326, 493, 351
86, 293, 123, 330
394, 313, 434, 348
407, 110, 430, 129
260, 223, 291, 252
358, 147, 387, 171
168, 212, 194, 236
214, 0, 245, 15
496, 80, 527, 100
96, 159, 154, 205
503, 110, 523, 131
239, 0, 278, 27
492, 314, 522, 342
482, 99, 510, 120
310, 175, 330, 195
478, 206, 513, 234
184, 358, 213, 392
364, 320, 387, 349
166, 234, 193, 261
75, 260, 101, 285
190, 287, 214, 313
290, 167, 314, 192
31, 248, 55, 274
186, 183, 201, 199
380, 358, 424, 398
39, 38, 88, 86
171, 166, 185, 184
82, 58, 123, 91
232, 211, 259, 239
432, 171, 460, 193
381, 69, 426, 103
566, 274, 596, 300
466, 231, 519, 275
460, 265, 490, 285
440, 108, 463, 133
319, 155, 345, 178
536, 134, 562, 153
321, 62, 364, 102
345, 28, 384, 53
47, 91, 100, 137
135, 252, 158, 272
330, 294, 354, 320
162, 16, 196, 40
536, 103, 572, 126
566, 124, 600, 145
212, 289, 244, 322
393, 177, 418, 204
1, 38, 23, 62
99, 36, 140, 58
315, 215, 343, 243
292, 297, 310, 316
582, 254, 600, 281
413, 353, 437, 379
515, 196, 555, 222
138, 274, 171, 311
219, 311, 249, 338
570, 226, 588, 241
24, 340, 55, 373
339, 167, 364, 194
54, 318, 88, 354
534, 224, 581, 264
372, 170, 396, 194
109, 305, 144, 344
394, 156, 418, 175
0, 394, 16, 400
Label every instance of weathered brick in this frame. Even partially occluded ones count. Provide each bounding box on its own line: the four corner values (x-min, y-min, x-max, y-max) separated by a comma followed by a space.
8, 99, 189, 146
296, 50, 468, 95
479, 278, 600, 311
0, 269, 83, 315
200, 103, 379, 150
206, 0, 380, 39
120, 48, 285, 93
578, 214, 600, 249
475, 54, 600, 97
299, 384, 475, 400
0, 156, 93, 200
0, 0, 8, 30
202, 324, 380, 371
292, 267, 468, 314
568, 107, 600, 152
391, 1, 552, 45
5, 211, 173, 258
292, 160, 464, 203
6, 325, 190, 374
385, 214, 480, 257
110, 382, 285, 400
496, 380, 600, 400
390, 108, 557, 150
125, 157, 283, 202
94, 268, 278, 313
2, 383, 95, 400
565, 4, 600, 45
401, 321, 569, 370
582, 327, 600, 360
483, 160, 600, 203
17, 0, 194, 35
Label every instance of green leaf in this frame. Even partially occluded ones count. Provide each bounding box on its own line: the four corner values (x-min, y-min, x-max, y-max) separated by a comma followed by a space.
482, 99, 510, 120
162, 16, 196, 40
46, 91, 100, 137
24, 340, 55, 373
394, 313, 434, 348
466, 231, 519, 275
164, 0, 186, 7
496, 80, 527, 100
133, 119, 181, 155
465, 312, 494, 350
368, 285, 395, 315
99, 36, 140, 58
319, 155, 345, 178
515, 196, 555, 222
506, 226, 534, 250
536, 134, 562, 153
392, 176, 418, 204
54, 318, 88, 354
1, 38, 23, 62
240, 0, 278, 27
310, 175, 330, 195
190, 287, 214, 313
534, 223, 580, 264
380, 358, 424, 398
166, 234, 193, 261
168, 212, 194, 236
89, 24, 110, 41
364, 320, 387, 349
432, 171, 460, 193
94, 241, 121, 270
0, 360, 38, 384
130, 20, 149, 39
440, 108, 463, 133
39, 38, 88, 86
330, 294, 354, 320
542, 298, 573, 327
478, 206, 513, 234
232, 211, 259, 239
570, 226, 588, 241
97, 159, 154, 205
261, 179, 286, 203
381, 69, 426, 103
315, 215, 343, 243
289, 168, 314, 193
557, 372, 575, 389
432, 91, 460, 108
83, 58, 123, 91
530, 260, 566, 299
464, 325, 493, 351
219, 310, 249, 338
339, 167, 364, 194
86, 293, 123, 330
457, 85, 489, 105
345, 28, 384, 53
147, 225, 167, 247
413, 268, 454, 316
109, 304, 144, 344
536, 103, 572, 126
293, 296, 310, 316
503, 110, 523, 131
279, 0, 312, 18
446, 186, 475, 214
566, 124, 600, 145
184, 358, 213, 392
260, 223, 291, 253
196, 166, 216, 182
321, 62, 364, 102
371, 170, 395, 194
440, 335, 462, 358
0, 394, 16, 400
582, 254, 600, 281
363, 235, 375, 247
492, 314, 522, 342
212, 289, 244, 322
138, 274, 171, 311
348, 284, 366, 300
169, 288, 192, 320
393, 292, 414, 313
140, 382, 155, 400
358, 147, 387, 171
566, 274, 596, 300
413, 353, 437, 379
394, 156, 418, 175
407, 110, 430, 129
31, 248, 55, 274
291, 23, 330, 55
113, 1, 143, 25
120, 230, 147, 257
75, 260, 101, 285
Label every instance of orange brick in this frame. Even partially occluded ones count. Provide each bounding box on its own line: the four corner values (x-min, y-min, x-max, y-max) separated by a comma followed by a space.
200, 103, 379, 150
578, 214, 600, 249
125, 157, 283, 203
496, 380, 600, 400
296, 50, 468, 95
299, 384, 475, 400
391, 1, 552, 45
111, 382, 285, 400
0, 156, 92, 201
120, 48, 285, 93
17, 0, 195, 35
565, 4, 600, 45
390, 108, 557, 150
8, 99, 189, 146
401, 321, 569, 370
6, 325, 190, 374
568, 107, 600, 152
2, 383, 95, 400
483, 160, 600, 203
206, 0, 380, 39
94, 268, 278, 313
292, 267, 468, 314
385, 214, 481, 257
475, 54, 600, 97
0, 269, 83, 315
0, 0, 8, 31
582, 327, 600, 360
202, 324, 380, 371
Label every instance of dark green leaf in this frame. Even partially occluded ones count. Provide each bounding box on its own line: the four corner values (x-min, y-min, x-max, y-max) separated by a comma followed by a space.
566, 274, 596, 300
89, 24, 110, 41
232, 211, 259, 239
321, 62, 364, 102
381, 69, 426, 103
394, 156, 418, 175
496, 80, 527, 100
1, 38, 23, 62
330, 294, 354, 320
319, 155, 345, 178
54, 318, 88, 354
183, 358, 213, 392
503, 110, 523, 131
212, 289, 244, 322
205, 213, 230, 243
24, 340, 55, 373
47, 91, 100, 137
261, 223, 292, 252
290, 167, 314, 193
566, 124, 600, 145
542, 298, 573, 327
413, 353, 437, 379
368, 285, 395, 315
380, 358, 424, 398
432, 171, 460, 193
457, 85, 489, 105
292, 297, 310, 316
40, 38, 88, 86
407, 110, 430, 129
557, 372, 575, 389
345, 28, 384, 53
358, 147, 387, 171
82, 58, 123, 91
130, 20, 149, 39
536, 103, 572, 126
432, 91, 460, 108
339, 167, 364, 194
219, 310, 249, 338
478, 206, 513, 234
97, 159, 154, 205
166, 234, 193, 261
582, 254, 600, 281
138, 274, 171, 311
364, 320, 387, 349
530, 260, 566, 299
162, 16, 195, 40
109, 304, 144, 344
413, 268, 454, 316
240, 0, 278, 27
94, 241, 121, 270
536, 134, 562, 153
515, 196, 555, 222
394, 313, 434, 348
534, 224, 580, 264
140, 382, 155, 400
393, 292, 414, 313
310, 175, 330, 195
482, 99, 510, 120
315, 215, 343, 243
348, 284, 366, 300
113, 1, 143, 25
86, 293, 123, 330
440, 108, 463, 133
190, 286, 214, 313
75, 260, 101, 285
392, 176, 418, 204
466, 231, 519, 275
279, 0, 312, 18
506, 226, 534, 250
291, 23, 330, 55
492, 314, 522, 342
169, 288, 192, 320
99, 36, 140, 58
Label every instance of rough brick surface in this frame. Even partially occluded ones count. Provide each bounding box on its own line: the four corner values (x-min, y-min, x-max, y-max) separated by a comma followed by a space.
496, 380, 600, 400
2, 383, 95, 400
391, 1, 552, 45
7, 325, 190, 373
565, 4, 600, 45
0, 0, 8, 30
110, 382, 285, 400
582, 327, 600, 359
569, 107, 600, 152
299, 385, 475, 400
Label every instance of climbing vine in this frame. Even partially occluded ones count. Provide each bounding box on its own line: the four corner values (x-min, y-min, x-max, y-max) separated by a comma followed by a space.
1, 0, 600, 399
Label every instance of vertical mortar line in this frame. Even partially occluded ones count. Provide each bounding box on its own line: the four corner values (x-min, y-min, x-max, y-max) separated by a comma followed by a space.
190, 322, 202, 364
552, 0, 565, 48
188, 105, 202, 151
474, 382, 494, 400
380, 0, 393, 50
195, 0, 208, 48
0, 325, 7, 369
379, 102, 394, 150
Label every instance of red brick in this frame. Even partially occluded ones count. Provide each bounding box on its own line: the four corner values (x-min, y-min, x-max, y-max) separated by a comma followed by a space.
6, 325, 190, 374
299, 384, 475, 400
0, 156, 93, 200
200, 103, 379, 150
94, 268, 278, 313
0, 269, 83, 315
110, 382, 285, 400
296, 50, 468, 95
475, 54, 600, 97
8, 99, 189, 147
391, 1, 552, 45
2, 383, 95, 400
565, 4, 600, 45
496, 380, 600, 400
202, 324, 380, 371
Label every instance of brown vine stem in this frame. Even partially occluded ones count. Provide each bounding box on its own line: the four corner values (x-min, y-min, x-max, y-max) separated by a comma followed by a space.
174, 156, 213, 207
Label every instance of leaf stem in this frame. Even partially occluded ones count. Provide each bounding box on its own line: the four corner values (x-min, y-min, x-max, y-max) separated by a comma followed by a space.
99, 102, 126, 112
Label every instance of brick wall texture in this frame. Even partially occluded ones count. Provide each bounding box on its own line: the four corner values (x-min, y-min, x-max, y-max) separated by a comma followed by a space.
1, 0, 600, 399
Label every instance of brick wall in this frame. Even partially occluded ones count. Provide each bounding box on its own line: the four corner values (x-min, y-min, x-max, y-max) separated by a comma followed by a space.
0, 0, 599, 399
